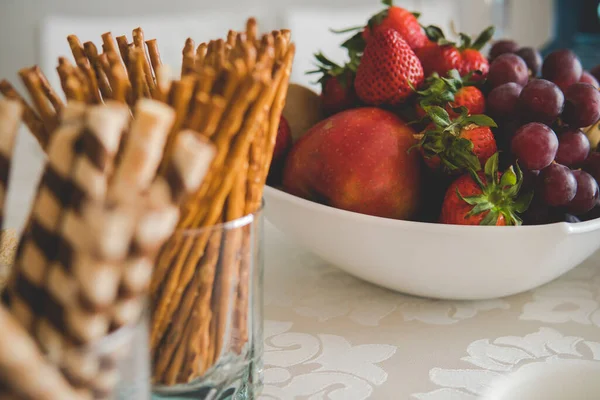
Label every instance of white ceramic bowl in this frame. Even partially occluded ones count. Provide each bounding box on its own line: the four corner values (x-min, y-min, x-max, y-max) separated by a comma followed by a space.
263, 186, 600, 300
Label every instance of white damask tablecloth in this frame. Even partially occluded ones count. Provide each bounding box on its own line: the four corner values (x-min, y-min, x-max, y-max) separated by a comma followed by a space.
260, 221, 600, 400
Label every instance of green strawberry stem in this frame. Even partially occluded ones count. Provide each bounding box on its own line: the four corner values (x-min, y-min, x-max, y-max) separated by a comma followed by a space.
417, 105, 496, 173
457, 153, 533, 225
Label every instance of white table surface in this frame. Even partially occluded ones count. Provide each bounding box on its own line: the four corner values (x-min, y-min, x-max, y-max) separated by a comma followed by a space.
6, 130, 600, 400
260, 221, 600, 399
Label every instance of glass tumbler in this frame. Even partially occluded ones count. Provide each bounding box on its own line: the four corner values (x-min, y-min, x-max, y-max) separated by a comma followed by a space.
151, 207, 264, 399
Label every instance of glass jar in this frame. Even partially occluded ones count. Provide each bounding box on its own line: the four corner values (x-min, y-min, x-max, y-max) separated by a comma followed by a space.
151, 207, 264, 400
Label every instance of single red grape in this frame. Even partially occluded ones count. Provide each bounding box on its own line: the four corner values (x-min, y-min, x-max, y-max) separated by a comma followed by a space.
486, 82, 523, 119
516, 47, 542, 77
555, 128, 590, 167
518, 79, 564, 124
562, 82, 600, 128
539, 163, 577, 206
542, 49, 583, 91
580, 71, 600, 89
487, 54, 529, 89
489, 40, 519, 60
583, 152, 600, 182
510, 122, 558, 170
567, 170, 599, 215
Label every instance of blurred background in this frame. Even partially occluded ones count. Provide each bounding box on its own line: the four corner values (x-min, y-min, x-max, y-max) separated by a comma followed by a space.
1, 0, 598, 230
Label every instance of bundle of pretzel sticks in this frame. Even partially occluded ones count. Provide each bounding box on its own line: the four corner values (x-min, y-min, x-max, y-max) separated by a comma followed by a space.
0, 17, 294, 388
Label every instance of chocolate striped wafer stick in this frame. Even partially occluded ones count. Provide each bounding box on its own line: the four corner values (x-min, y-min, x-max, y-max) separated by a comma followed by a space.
0, 304, 85, 400
0, 99, 22, 232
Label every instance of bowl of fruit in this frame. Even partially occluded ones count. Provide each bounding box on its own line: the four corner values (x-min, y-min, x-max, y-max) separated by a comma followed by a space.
264, 1, 600, 300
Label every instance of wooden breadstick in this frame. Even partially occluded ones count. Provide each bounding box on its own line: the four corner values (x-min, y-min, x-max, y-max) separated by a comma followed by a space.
32, 66, 64, 113
246, 17, 258, 44
115, 35, 130, 67
207, 159, 247, 367
67, 35, 88, 65
182, 38, 196, 76
19, 67, 58, 132
157, 75, 196, 173
145, 39, 162, 74
150, 73, 267, 349
195, 43, 208, 67
153, 65, 171, 103
127, 47, 150, 102
132, 28, 155, 92
0, 79, 48, 149
83, 42, 112, 100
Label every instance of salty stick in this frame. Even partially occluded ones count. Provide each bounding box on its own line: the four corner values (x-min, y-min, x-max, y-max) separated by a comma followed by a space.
115, 36, 130, 67
32, 66, 64, 113
145, 39, 162, 74
182, 38, 196, 76
127, 48, 149, 103
195, 43, 207, 67
235, 43, 295, 354
132, 28, 155, 92
150, 73, 269, 349
206, 159, 248, 367
83, 42, 112, 100
19, 67, 58, 132
0, 80, 48, 149
153, 65, 172, 103
157, 75, 196, 173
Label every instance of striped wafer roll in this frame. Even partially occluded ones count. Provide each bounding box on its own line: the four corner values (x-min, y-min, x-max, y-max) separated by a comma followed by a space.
3, 103, 87, 330
0, 99, 23, 232
0, 304, 86, 400
108, 99, 175, 203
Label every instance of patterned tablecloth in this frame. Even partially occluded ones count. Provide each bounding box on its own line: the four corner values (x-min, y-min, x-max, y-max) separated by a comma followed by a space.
260, 221, 600, 400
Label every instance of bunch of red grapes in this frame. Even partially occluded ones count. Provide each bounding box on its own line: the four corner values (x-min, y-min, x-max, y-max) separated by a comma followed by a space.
485, 41, 600, 224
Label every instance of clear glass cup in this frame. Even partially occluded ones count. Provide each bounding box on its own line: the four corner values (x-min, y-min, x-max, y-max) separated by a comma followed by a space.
151, 206, 264, 400
60, 309, 152, 400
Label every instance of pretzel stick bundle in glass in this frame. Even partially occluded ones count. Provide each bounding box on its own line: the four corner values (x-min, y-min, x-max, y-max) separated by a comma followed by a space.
0, 18, 294, 390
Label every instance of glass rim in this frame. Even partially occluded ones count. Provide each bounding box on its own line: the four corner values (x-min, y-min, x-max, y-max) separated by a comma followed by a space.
174, 198, 264, 236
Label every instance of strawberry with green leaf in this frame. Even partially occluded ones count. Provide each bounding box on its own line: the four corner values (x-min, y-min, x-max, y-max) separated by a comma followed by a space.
307, 51, 361, 116
416, 25, 494, 80
440, 153, 533, 225
416, 105, 497, 173
354, 28, 424, 106
415, 69, 485, 118
333, 0, 427, 55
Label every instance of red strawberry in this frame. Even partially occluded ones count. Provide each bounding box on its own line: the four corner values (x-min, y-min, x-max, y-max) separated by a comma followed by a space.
307, 52, 360, 116
362, 1, 427, 50
354, 28, 424, 106
440, 154, 532, 225
267, 116, 293, 185
449, 85, 485, 116
458, 124, 497, 166
459, 49, 489, 81
457, 27, 494, 80
415, 69, 485, 119
415, 41, 461, 78
415, 105, 497, 173
418, 25, 494, 80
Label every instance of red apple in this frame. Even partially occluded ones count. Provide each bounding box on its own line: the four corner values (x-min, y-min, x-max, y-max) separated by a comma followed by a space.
283, 107, 421, 220
267, 116, 292, 186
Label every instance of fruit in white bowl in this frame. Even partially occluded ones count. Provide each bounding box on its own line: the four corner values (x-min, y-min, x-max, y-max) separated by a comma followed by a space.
263, 184, 600, 300
262, 0, 600, 299
282, 107, 421, 220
